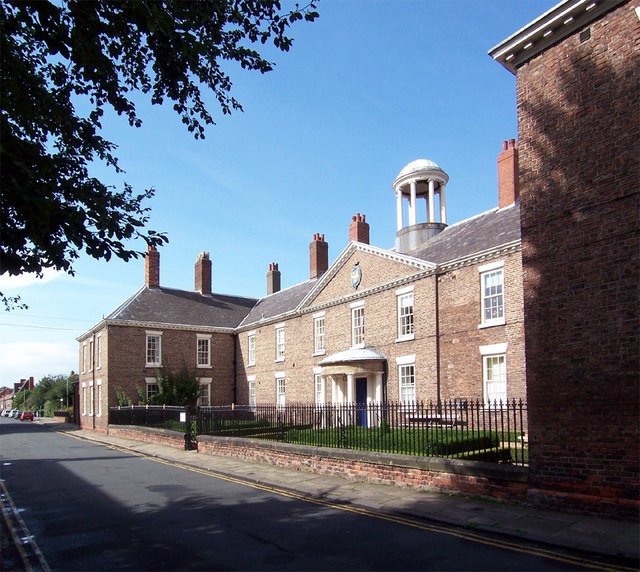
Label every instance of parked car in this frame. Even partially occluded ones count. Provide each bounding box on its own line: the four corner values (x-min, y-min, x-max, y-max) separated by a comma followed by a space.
20, 411, 34, 421
1, 409, 9, 417
9, 409, 21, 418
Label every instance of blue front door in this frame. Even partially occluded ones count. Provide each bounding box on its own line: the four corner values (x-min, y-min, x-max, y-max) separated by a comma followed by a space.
355, 377, 367, 427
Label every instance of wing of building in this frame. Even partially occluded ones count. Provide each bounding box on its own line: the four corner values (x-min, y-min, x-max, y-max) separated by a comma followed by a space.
78, 142, 524, 431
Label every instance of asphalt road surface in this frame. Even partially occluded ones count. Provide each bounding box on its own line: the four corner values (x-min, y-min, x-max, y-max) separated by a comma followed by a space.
1, 418, 594, 571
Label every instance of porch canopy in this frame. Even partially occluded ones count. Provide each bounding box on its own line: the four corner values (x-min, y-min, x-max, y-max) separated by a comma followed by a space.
318, 347, 387, 403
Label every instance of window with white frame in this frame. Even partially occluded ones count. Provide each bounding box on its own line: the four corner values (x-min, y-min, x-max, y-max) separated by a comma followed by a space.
81, 343, 87, 374
313, 313, 325, 355
480, 343, 508, 405
397, 355, 416, 405
198, 378, 212, 406
248, 376, 256, 409
314, 372, 325, 404
89, 383, 94, 416
247, 332, 256, 366
396, 287, 415, 340
145, 377, 160, 402
89, 338, 94, 371
197, 335, 211, 367
479, 261, 505, 327
275, 325, 285, 362
96, 380, 102, 416
146, 331, 162, 366
81, 383, 87, 415
96, 334, 102, 369
276, 376, 286, 409
351, 302, 365, 348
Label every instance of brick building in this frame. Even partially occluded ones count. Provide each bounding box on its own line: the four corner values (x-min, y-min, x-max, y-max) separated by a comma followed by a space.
491, 0, 639, 517
78, 145, 525, 432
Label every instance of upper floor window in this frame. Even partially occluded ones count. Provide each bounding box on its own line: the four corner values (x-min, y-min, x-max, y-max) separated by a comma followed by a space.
313, 313, 326, 355
396, 286, 415, 341
146, 331, 162, 367
88, 338, 94, 372
351, 302, 365, 348
479, 261, 505, 327
275, 325, 285, 362
96, 334, 102, 369
81, 343, 87, 373
197, 335, 211, 368
247, 332, 256, 366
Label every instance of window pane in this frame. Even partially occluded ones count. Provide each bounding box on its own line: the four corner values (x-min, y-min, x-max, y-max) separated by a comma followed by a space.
352, 307, 365, 346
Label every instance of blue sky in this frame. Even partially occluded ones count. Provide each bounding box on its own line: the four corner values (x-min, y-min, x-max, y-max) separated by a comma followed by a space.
0, 0, 556, 386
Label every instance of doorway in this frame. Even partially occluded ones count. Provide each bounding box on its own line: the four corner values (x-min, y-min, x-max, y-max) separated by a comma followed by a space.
355, 377, 367, 427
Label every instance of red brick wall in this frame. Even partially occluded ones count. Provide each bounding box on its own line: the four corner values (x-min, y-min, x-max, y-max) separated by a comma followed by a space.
517, 2, 639, 518
108, 425, 528, 503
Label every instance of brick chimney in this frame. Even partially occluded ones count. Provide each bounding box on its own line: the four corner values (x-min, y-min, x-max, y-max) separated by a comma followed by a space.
267, 262, 281, 295
349, 213, 370, 244
195, 251, 212, 295
498, 139, 519, 208
309, 233, 328, 279
145, 245, 160, 288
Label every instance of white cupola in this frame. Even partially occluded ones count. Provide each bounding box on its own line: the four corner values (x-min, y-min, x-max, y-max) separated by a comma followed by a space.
392, 158, 449, 253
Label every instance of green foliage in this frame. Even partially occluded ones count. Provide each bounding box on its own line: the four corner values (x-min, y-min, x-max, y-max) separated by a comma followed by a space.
150, 367, 201, 407
0, 0, 318, 309
114, 386, 133, 407
25, 372, 77, 413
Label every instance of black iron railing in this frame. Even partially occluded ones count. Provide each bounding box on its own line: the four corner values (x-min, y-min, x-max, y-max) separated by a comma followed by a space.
109, 400, 528, 466
197, 400, 528, 466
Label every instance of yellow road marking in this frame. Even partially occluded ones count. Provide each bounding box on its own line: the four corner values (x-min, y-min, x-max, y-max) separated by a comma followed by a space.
63, 433, 636, 572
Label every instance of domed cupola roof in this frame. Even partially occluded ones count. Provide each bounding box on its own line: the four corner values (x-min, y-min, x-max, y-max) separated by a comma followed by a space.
394, 158, 448, 188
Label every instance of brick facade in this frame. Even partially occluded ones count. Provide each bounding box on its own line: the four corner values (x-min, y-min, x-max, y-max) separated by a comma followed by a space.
508, 1, 639, 517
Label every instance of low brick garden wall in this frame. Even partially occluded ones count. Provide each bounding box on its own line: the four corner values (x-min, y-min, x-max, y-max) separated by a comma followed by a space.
108, 424, 528, 503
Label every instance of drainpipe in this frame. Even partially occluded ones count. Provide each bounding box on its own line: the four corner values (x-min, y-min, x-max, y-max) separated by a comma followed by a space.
232, 334, 238, 404
435, 273, 441, 405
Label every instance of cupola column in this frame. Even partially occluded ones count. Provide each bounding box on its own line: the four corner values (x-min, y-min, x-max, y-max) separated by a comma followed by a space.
396, 188, 403, 231
409, 180, 418, 226
428, 179, 436, 223
440, 182, 447, 224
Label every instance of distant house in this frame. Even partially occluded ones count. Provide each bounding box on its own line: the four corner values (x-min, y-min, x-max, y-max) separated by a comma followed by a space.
78, 144, 525, 432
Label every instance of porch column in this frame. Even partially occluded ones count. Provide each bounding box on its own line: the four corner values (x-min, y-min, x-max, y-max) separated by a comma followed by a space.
374, 372, 383, 403
346, 373, 354, 403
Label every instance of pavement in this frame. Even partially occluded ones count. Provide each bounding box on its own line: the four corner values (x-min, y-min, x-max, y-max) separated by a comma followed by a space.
35, 418, 639, 566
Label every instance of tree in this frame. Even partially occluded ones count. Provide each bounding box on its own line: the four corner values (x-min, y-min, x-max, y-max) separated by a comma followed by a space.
25, 372, 77, 414
151, 366, 201, 407
0, 0, 319, 309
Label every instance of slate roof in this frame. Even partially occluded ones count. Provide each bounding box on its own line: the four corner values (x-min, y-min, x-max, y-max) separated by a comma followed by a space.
108, 286, 257, 329
239, 279, 318, 328
409, 203, 521, 264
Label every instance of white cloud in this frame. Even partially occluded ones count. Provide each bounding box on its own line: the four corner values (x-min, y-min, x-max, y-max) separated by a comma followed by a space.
0, 340, 77, 386
0, 268, 64, 291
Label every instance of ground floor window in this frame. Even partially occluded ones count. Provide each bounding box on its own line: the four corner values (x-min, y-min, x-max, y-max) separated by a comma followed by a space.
198, 380, 211, 407
145, 378, 159, 402
483, 354, 507, 404
276, 377, 286, 409
248, 377, 256, 409
399, 364, 416, 404
314, 374, 325, 404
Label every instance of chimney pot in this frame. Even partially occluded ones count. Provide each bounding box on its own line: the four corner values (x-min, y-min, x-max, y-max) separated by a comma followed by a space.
267, 262, 281, 295
145, 244, 160, 288
195, 251, 212, 295
310, 232, 329, 279
349, 212, 370, 244
498, 139, 520, 208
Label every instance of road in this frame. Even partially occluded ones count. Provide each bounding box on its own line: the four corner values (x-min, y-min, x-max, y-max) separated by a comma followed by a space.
0, 418, 596, 571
